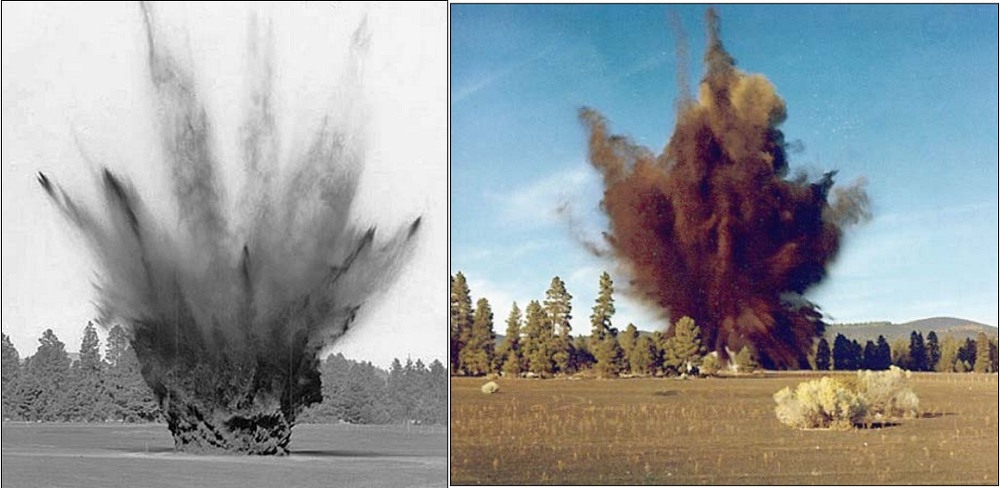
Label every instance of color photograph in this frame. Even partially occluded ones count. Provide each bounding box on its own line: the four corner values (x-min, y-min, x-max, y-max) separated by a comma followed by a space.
450, 4, 998, 485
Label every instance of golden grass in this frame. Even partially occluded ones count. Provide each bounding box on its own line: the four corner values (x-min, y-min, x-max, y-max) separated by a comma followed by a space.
450, 372, 998, 485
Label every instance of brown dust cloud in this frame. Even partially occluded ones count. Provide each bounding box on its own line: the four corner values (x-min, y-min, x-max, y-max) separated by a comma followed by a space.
581, 9, 869, 369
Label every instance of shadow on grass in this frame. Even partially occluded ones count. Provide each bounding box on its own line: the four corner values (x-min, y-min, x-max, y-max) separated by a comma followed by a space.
918, 411, 955, 419
291, 449, 431, 458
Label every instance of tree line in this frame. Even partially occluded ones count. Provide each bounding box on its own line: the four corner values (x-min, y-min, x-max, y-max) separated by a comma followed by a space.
451, 270, 999, 377
2, 324, 446, 425
817, 330, 998, 373
451, 271, 757, 378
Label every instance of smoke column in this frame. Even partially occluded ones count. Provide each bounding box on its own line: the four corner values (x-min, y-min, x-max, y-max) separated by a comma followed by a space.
38, 4, 419, 454
581, 9, 869, 369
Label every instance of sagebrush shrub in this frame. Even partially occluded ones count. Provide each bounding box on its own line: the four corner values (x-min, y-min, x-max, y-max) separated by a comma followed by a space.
481, 381, 500, 394
855, 366, 919, 418
775, 367, 921, 429
773, 377, 866, 429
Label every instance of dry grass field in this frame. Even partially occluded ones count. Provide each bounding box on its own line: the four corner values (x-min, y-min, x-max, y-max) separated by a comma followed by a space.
2, 423, 446, 488
451, 372, 998, 485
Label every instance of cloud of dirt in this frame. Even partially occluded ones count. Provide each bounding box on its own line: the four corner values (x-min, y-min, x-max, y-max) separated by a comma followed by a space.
581, 9, 869, 369
38, 3, 419, 453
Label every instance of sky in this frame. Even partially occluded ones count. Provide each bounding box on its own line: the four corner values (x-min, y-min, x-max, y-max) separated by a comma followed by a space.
451, 4, 999, 337
1, 2, 447, 368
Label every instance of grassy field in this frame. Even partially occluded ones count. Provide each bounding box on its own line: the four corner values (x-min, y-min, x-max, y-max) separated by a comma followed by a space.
451, 372, 998, 485
2, 422, 446, 488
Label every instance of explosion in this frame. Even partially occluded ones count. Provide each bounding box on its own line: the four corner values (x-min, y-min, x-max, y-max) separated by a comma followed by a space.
581, 9, 869, 369
38, 4, 419, 454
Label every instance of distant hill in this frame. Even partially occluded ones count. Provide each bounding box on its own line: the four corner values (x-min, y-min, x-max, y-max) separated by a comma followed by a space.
826, 317, 998, 343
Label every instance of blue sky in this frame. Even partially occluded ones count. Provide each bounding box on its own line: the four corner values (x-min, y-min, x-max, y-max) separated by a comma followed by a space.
451, 4, 999, 336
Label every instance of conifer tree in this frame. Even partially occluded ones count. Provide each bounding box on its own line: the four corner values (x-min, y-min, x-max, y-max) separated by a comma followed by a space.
544, 277, 574, 374
873, 335, 892, 370
67, 322, 107, 421
925, 331, 941, 372
814, 337, 831, 371
594, 331, 625, 377
496, 302, 524, 375
619, 323, 639, 372
16, 329, 71, 420
1, 333, 21, 417
909, 331, 927, 372
862, 340, 878, 370
832, 333, 853, 370
523, 300, 554, 376
450, 272, 474, 373
629, 335, 657, 375
104, 325, 158, 421
459, 297, 495, 376
589, 272, 616, 347
663, 316, 705, 374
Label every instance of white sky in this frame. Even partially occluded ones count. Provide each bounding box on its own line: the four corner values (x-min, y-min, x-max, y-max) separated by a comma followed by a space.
1, 2, 447, 368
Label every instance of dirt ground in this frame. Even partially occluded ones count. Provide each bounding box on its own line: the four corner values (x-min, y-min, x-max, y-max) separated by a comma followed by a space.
451, 372, 998, 485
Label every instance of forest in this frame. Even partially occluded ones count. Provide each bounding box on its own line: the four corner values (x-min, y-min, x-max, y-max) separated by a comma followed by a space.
451, 271, 999, 378
1, 323, 446, 425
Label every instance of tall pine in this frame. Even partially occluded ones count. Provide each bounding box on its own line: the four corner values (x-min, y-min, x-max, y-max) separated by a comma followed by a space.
459, 297, 495, 376
1, 333, 21, 417
925, 331, 941, 371
450, 272, 474, 374
67, 322, 107, 421
814, 337, 831, 371
544, 277, 574, 374
909, 331, 927, 371
523, 300, 554, 376
497, 302, 524, 376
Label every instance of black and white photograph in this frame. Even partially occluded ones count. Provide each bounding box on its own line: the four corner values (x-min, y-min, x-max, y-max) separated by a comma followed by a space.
2, 2, 446, 486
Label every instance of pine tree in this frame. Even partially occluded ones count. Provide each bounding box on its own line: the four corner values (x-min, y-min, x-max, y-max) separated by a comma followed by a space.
459, 297, 495, 376
16, 329, 71, 420
1, 333, 21, 417
909, 331, 927, 372
862, 340, 878, 370
496, 302, 524, 376
874, 335, 892, 370
594, 332, 625, 378
850, 340, 864, 370
925, 331, 941, 372
629, 335, 657, 375
589, 272, 616, 347
974, 332, 992, 373
523, 300, 554, 376
814, 337, 831, 371
544, 277, 574, 374
450, 272, 474, 373
67, 322, 107, 421
572, 335, 595, 371
663, 316, 705, 374
957, 337, 977, 371
589, 272, 620, 376
104, 325, 159, 421
619, 323, 639, 372
832, 334, 853, 371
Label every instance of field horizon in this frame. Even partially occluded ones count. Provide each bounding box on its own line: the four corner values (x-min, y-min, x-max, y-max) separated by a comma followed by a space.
451, 372, 999, 485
